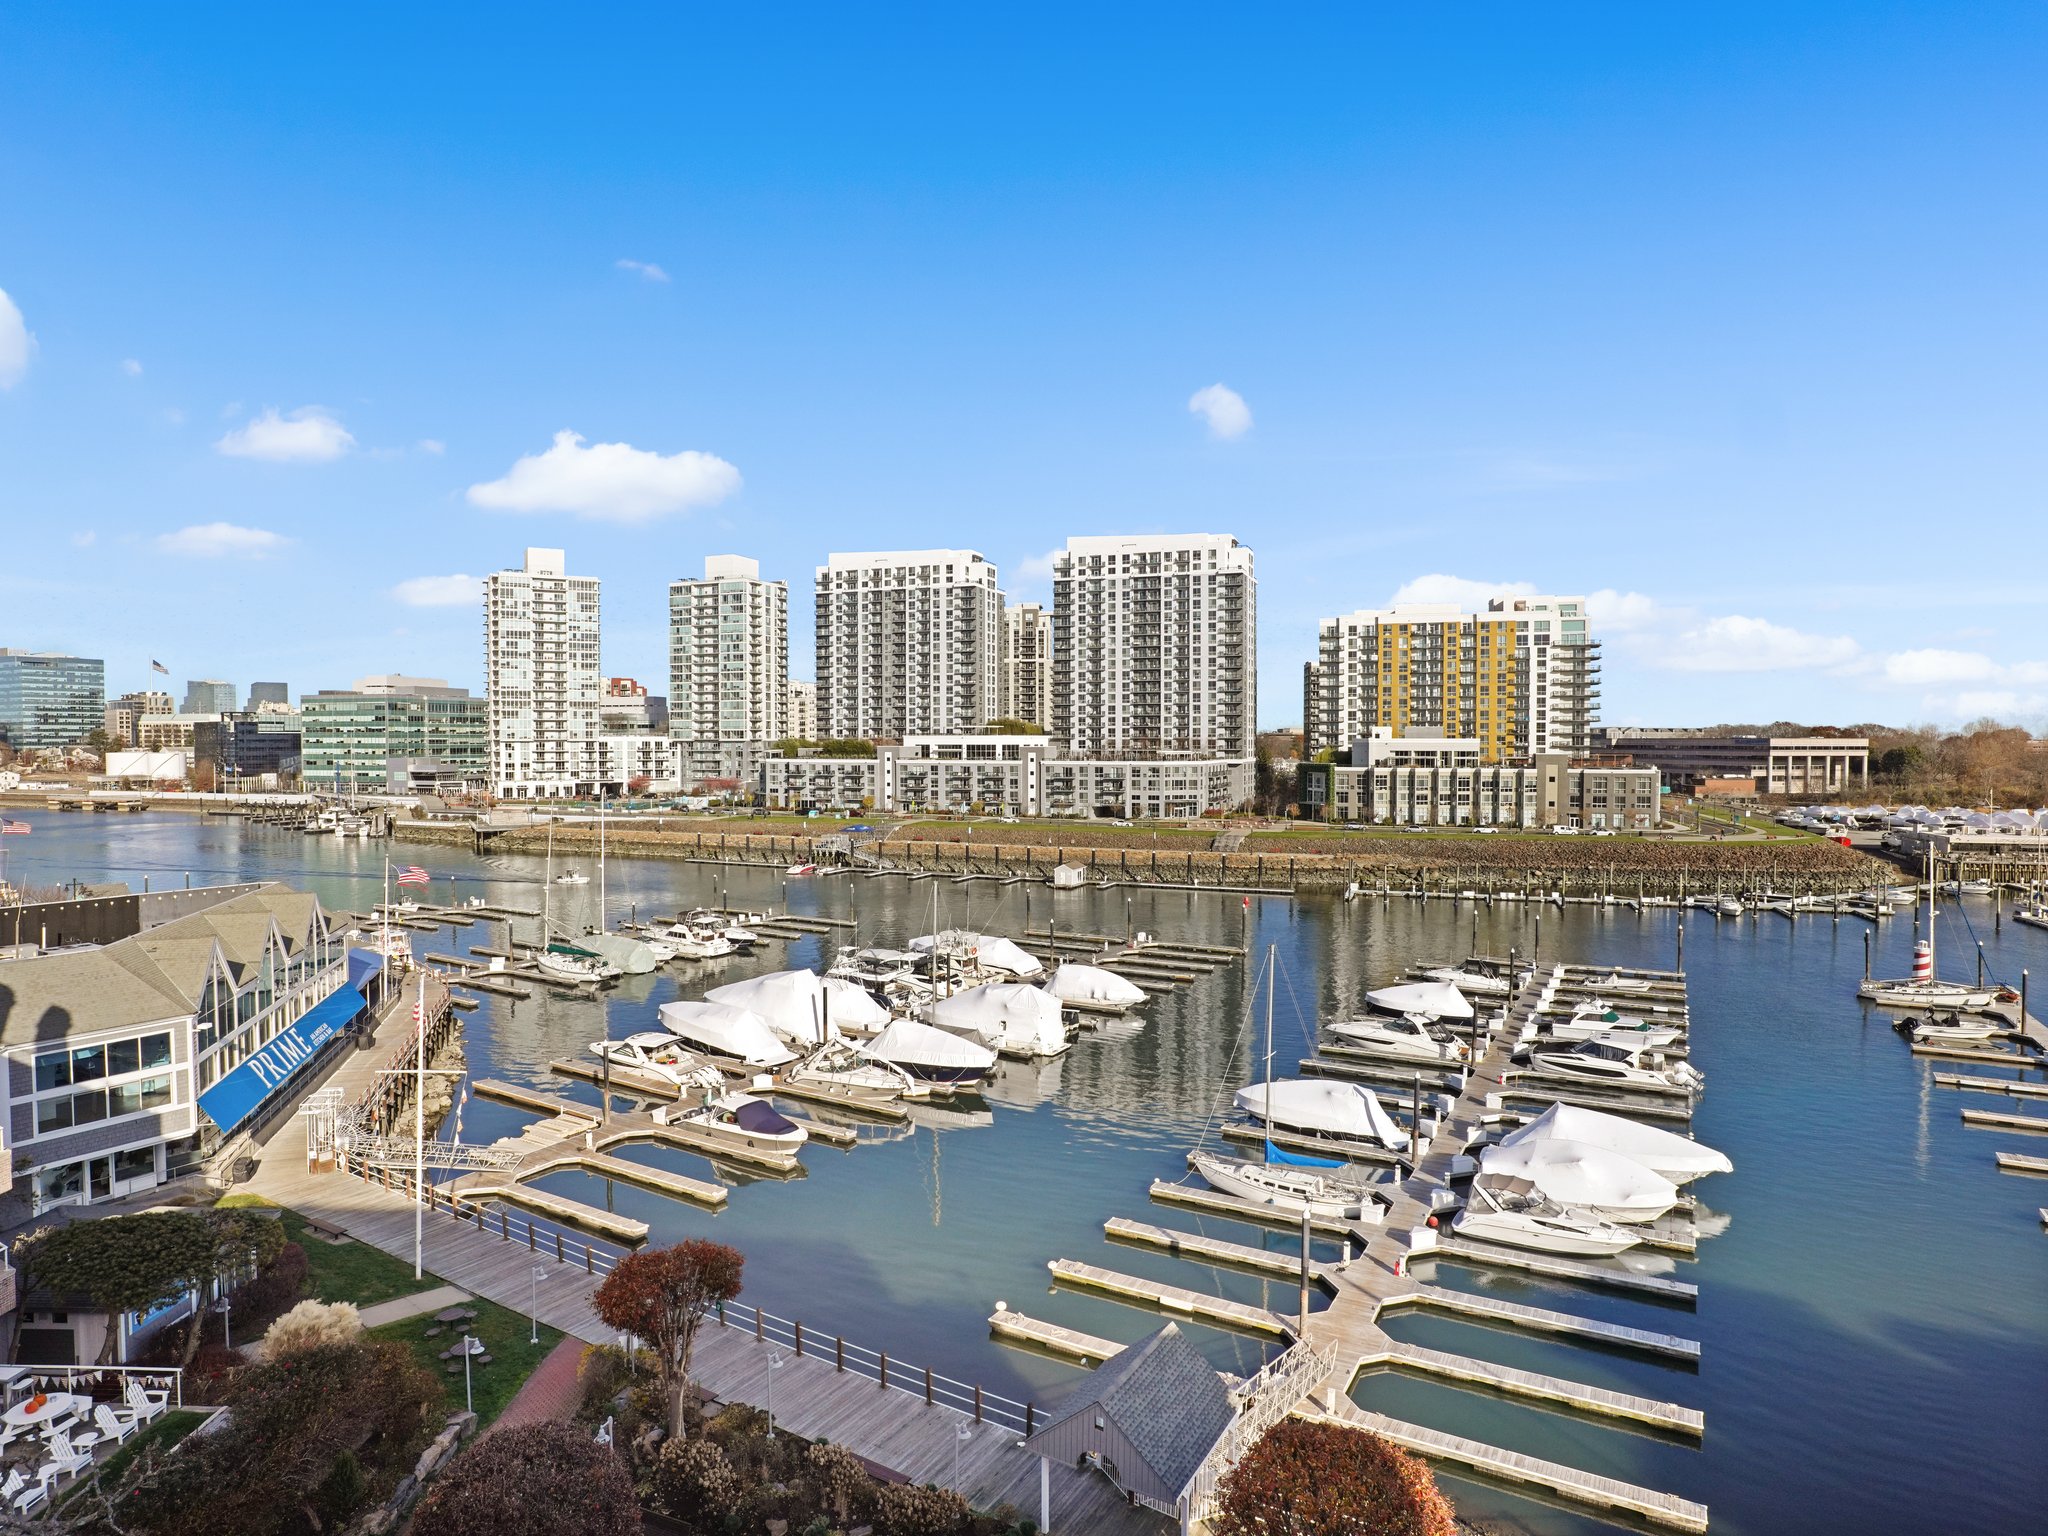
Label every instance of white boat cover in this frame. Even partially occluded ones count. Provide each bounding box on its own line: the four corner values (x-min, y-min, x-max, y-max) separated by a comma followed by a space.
656, 1000, 797, 1067
819, 976, 891, 1030
1478, 1138, 1678, 1220
706, 970, 837, 1046
1364, 979, 1474, 1020
1233, 1078, 1409, 1150
1500, 1102, 1731, 1182
861, 1018, 997, 1072
906, 932, 1045, 978
929, 982, 1065, 1056
1046, 962, 1146, 1007
579, 931, 660, 975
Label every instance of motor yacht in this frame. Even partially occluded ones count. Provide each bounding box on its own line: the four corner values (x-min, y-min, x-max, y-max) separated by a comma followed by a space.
1545, 1004, 1683, 1048
656, 924, 738, 960
1325, 1012, 1471, 1064
1420, 965, 1511, 996
552, 868, 590, 886
659, 1091, 808, 1155
1450, 1177, 1641, 1257
1526, 1039, 1704, 1092
785, 1039, 929, 1102
588, 1033, 725, 1094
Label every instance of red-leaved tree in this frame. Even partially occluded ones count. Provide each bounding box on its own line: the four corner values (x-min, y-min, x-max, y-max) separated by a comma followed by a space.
1212, 1419, 1456, 1536
591, 1239, 745, 1437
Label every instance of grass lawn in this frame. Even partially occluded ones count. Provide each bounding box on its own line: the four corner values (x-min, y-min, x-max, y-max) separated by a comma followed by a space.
217, 1195, 446, 1308
58, 1410, 210, 1510
370, 1299, 563, 1428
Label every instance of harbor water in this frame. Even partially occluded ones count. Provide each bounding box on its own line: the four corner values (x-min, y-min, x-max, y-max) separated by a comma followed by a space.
8, 811, 2046, 1535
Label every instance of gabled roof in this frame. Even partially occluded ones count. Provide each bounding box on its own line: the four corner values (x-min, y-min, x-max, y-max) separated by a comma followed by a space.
1026, 1323, 1235, 1499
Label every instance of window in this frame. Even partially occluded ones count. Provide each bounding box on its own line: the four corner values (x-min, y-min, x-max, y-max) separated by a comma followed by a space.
71, 1045, 107, 1083
34, 1051, 71, 1092
36, 1097, 72, 1134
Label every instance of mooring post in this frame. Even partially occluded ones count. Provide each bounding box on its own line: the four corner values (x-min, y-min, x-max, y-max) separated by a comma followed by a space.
1298, 1204, 1312, 1336
1978, 942, 1985, 988
1863, 930, 1871, 980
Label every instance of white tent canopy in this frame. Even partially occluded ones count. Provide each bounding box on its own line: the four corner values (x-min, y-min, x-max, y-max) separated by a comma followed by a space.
1364, 980, 1475, 1021
1478, 1137, 1679, 1222
1500, 1102, 1731, 1183
705, 970, 836, 1047
930, 982, 1066, 1057
1046, 962, 1147, 1008
907, 932, 1045, 979
656, 1000, 797, 1068
1233, 1078, 1409, 1151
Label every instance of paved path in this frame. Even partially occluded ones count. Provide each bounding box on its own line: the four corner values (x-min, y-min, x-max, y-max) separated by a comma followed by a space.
356, 1284, 472, 1330
489, 1337, 587, 1434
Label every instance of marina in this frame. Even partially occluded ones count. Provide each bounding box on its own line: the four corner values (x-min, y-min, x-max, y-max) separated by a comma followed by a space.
8, 810, 2047, 1536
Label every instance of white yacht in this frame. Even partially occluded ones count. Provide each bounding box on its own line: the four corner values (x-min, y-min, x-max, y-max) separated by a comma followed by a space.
1545, 1004, 1683, 1048
1527, 1039, 1704, 1093
659, 1091, 808, 1155
1451, 1177, 1641, 1257
1584, 971, 1654, 993
552, 868, 590, 886
785, 1039, 929, 1102
1326, 1012, 1471, 1064
588, 1033, 725, 1094
1902, 1013, 2005, 1046
1421, 965, 1512, 997
656, 924, 738, 960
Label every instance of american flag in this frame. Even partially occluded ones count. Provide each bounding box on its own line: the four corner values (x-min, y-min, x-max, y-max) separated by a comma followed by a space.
0, 818, 29, 836
395, 865, 430, 887
150, 659, 169, 675
450, 1078, 470, 1146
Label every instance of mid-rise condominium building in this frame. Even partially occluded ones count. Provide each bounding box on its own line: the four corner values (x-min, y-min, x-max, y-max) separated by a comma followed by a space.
669, 556, 788, 768
1309, 595, 1599, 764
787, 680, 818, 741
999, 602, 1054, 730
1298, 730, 1658, 831
1051, 534, 1256, 758
814, 550, 1000, 740
485, 548, 602, 797
182, 680, 236, 716
0, 650, 106, 752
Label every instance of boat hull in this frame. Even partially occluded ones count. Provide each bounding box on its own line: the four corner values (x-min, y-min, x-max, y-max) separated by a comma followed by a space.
1451, 1212, 1638, 1257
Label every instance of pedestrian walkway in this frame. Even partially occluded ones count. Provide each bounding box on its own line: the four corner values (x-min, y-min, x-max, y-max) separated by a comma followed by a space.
357, 1283, 472, 1330
488, 1337, 588, 1434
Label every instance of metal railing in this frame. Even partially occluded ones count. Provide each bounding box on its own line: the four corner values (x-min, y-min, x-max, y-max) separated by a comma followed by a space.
0, 1364, 186, 1410
343, 1158, 627, 1277
708, 1298, 1037, 1438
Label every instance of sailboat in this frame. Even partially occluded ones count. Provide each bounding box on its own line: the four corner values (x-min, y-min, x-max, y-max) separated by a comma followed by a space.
537, 825, 619, 983
1191, 948, 1395, 1222
1857, 857, 1999, 1010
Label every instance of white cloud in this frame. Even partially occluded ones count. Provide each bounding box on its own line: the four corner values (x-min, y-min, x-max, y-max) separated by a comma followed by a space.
616, 258, 671, 283
1661, 614, 1861, 673
391, 573, 484, 608
71, 530, 97, 548
0, 288, 34, 388
466, 429, 741, 522
156, 522, 291, 558
216, 406, 356, 462
1386, 574, 1537, 610
1880, 648, 2001, 687
1188, 382, 1252, 440
417, 438, 446, 455
120, 358, 143, 378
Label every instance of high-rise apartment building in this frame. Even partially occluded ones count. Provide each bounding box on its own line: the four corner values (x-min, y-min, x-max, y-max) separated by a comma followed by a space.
1051, 534, 1256, 758
182, 679, 237, 715
787, 680, 818, 742
669, 556, 788, 763
998, 602, 1054, 730
1309, 595, 1599, 764
485, 547, 602, 797
0, 650, 106, 751
814, 551, 1000, 740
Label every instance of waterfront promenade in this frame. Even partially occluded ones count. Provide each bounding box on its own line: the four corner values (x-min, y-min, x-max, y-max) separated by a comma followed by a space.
244, 978, 1165, 1536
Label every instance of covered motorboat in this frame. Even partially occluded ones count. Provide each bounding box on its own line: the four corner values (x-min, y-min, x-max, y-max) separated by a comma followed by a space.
659, 1091, 807, 1154
907, 931, 1046, 980
860, 1018, 997, 1089
1232, 1079, 1410, 1152
929, 982, 1069, 1059
1475, 1138, 1679, 1223
578, 930, 661, 976
588, 1033, 725, 1094
657, 1000, 799, 1069
1451, 1177, 1640, 1257
1499, 1102, 1731, 1184
1422, 965, 1511, 996
1325, 1012, 1470, 1064
820, 975, 893, 1037
707, 970, 837, 1047
1045, 962, 1147, 1012
1363, 980, 1474, 1021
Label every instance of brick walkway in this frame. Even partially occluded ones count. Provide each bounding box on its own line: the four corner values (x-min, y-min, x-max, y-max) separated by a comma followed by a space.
487, 1336, 587, 1434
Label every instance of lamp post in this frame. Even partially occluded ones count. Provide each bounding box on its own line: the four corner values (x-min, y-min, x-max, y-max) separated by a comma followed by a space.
765, 1346, 785, 1438
457, 1333, 486, 1415
213, 1292, 233, 1351
954, 1421, 972, 1491
529, 1264, 545, 1345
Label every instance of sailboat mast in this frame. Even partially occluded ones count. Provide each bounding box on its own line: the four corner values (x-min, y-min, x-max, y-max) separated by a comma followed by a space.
543, 823, 553, 940
1262, 943, 1276, 1156
598, 787, 607, 933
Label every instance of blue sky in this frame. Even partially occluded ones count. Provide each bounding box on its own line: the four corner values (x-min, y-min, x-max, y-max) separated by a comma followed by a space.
2, 4, 2043, 729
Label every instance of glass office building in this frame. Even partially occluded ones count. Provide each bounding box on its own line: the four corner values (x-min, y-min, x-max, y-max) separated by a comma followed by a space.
299, 688, 488, 790
0, 650, 106, 751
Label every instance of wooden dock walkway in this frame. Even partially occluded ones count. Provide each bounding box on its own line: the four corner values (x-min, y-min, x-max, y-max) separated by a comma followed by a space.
1047, 1259, 1293, 1339
1933, 1072, 2048, 1098
1961, 1109, 2048, 1135
1103, 1217, 1312, 1281
1383, 1287, 1700, 1362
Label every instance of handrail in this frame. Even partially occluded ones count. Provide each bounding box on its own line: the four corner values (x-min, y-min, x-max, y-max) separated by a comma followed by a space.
0, 1364, 185, 1410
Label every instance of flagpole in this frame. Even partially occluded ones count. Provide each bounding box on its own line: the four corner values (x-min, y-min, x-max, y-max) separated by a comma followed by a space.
414, 967, 426, 1280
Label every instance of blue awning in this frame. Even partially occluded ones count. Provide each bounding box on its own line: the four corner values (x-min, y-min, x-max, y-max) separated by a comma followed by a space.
347, 947, 385, 993
198, 984, 366, 1135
